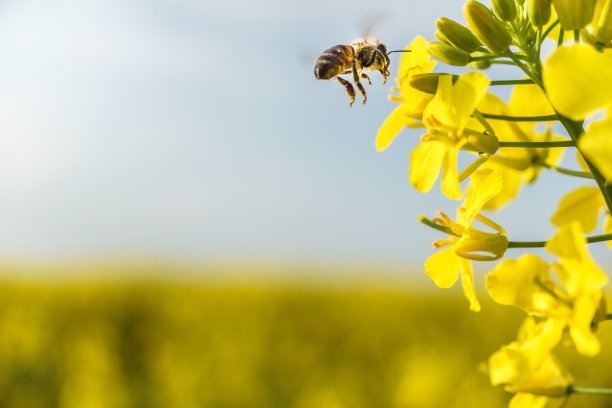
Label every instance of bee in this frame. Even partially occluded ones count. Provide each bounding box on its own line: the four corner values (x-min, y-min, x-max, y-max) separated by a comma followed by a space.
314, 39, 409, 106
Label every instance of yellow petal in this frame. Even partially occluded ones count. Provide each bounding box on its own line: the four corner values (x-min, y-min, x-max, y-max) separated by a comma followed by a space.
485, 254, 552, 311
510, 83, 555, 117
550, 186, 604, 232
543, 45, 612, 120
423, 72, 490, 134
409, 140, 444, 193
459, 168, 503, 226
459, 258, 480, 311
508, 393, 549, 408
578, 117, 612, 181
376, 105, 417, 152
480, 163, 522, 210
424, 247, 460, 288
440, 144, 462, 200
568, 291, 602, 356
546, 223, 608, 296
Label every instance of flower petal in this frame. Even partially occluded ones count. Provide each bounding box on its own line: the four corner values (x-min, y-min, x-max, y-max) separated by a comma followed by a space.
376, 105, 417, 152
578, 117, 612, 181
543, 45, 612, 120
459, 168, 503, 226
546, 223, 608, 296
550, 186, 604, 232
459, 258, 480, 311
424, 247, 460, 288
485, 254, 553, 311
409, 140, 445, 193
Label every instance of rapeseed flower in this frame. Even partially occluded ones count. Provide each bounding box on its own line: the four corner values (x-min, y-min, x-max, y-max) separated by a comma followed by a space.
489, 317, 572, 407
424, 169, 507, 311
410, 71, 491, 199
376, 36, 436, 152
486, 223, 608, 356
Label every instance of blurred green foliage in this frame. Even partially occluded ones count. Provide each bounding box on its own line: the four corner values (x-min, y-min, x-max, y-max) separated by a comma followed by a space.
0, 278, 611, 407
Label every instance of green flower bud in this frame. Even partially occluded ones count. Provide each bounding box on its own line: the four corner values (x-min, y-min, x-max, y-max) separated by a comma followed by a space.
527, 0, 552, 26
492, 0, 517, 21
468, 52, 493, 69
464, 0, 513, 53
409, 73, 458, 94
434, 30, 452, 45
552, 0, 597, 30
435, 17, 482, 53
464, 132, 500, 155
426, 41, 471, 66
593, 0, 612, 44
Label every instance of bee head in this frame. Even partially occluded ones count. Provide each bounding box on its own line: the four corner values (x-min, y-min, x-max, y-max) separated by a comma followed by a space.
376, 42, 391, 71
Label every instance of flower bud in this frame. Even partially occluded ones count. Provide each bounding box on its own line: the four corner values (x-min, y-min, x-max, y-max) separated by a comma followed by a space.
426, 41, 471, 66
409, 73, 458, 94
468, 51, 493, 69
492, 0, 517, 21
593, 0, 612, 44
527, 0, 552, 26
552, 0, 597, 30
464, 0, 513, 53
435, 17, 482, 53
463, 131, 500, 155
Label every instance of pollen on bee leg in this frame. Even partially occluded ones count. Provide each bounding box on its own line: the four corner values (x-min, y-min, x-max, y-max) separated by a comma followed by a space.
335, 76, 356, 106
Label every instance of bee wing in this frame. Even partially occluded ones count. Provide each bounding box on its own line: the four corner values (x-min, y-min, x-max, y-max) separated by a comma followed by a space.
360, 11, 390, 43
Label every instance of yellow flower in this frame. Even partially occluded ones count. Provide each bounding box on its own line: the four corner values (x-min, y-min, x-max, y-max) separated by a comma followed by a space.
489, 318, 572, 407
471, 87, 564, 209
376, 36, 436, 152
486, 223, 608, 356
424, 169, 507, 311
410, 71, 491, 199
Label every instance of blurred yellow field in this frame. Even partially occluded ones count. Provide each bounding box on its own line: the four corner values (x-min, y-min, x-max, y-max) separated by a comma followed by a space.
0, 274, 611, 408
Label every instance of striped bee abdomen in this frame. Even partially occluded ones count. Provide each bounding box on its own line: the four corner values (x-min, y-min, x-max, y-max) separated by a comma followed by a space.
314, 45, 354, 80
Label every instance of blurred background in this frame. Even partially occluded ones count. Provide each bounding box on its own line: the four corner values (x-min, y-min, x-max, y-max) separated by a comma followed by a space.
0, 0, 610, 407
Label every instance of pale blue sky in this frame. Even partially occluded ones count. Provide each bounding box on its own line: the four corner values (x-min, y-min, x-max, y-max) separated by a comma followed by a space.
0, 0, 608, 269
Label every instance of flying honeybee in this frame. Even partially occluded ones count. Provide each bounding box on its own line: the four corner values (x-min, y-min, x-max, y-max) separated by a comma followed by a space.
314, 38, 409, 106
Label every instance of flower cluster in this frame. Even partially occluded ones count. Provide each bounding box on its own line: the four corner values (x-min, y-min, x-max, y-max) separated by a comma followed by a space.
377, 0, 612, 405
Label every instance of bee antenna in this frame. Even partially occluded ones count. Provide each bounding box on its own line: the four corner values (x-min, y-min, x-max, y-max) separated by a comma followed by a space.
387, 50, 412, 55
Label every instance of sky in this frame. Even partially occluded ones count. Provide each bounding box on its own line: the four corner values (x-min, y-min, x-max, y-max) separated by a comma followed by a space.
0, 0, 608, 272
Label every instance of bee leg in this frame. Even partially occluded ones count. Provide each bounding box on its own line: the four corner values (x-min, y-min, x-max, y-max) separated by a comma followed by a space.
336, 76, 356, 106
361, 73, 371, 85
352, 60, 367, 104
379, 69, 389, 85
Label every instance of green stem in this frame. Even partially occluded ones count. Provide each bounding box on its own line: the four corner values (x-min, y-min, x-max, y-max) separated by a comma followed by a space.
508, 233, 612, 248
490, 79, 534, 85
557, 114, 612, 219
568, 386, 612, 396
490, 60, 520, 66
418, 216, 460, 237
533, 157, 594, 179
606, 313, 612, 320
480, 113, 558, 122
558, 28, 565, 46
472, 110, 495, 136
505, 50, 544, 88
498, 140, 574, 148
574, 29, 580, 43
471, 54, 528, 61
541, 19, 560, 41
